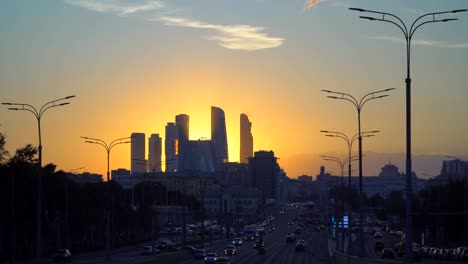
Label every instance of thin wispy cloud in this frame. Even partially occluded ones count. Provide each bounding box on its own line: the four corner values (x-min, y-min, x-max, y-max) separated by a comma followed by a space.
369, 36, 468, 49
65, 0, 164, 17
303, 0, 328, 11
64, 0, 284, 51
157, 16, 284, 51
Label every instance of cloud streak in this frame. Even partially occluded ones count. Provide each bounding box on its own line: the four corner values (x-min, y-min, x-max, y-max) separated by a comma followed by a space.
65, 0, 284, 51
156, 16, 284, 51
369, 36, 468, 49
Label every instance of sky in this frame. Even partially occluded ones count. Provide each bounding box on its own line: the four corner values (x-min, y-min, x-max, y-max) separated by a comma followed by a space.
1, 0, 468, 179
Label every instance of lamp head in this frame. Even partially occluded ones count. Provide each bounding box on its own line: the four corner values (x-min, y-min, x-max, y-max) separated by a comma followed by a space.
8, 108, 19, 111
59, 102, 70, 106
349, 7, 366, 12
65, 95, 76, 99
451, 9, 467, 13
320, 130, 329, 133
321, 89, 332, 93
360, 16, 377, 21
328, 96, 339, 99
441, 18, 458, 22
2, 103, 12, 105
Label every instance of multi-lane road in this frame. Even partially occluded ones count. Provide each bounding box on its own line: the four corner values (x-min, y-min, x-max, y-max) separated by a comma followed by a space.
130, 208, 331, 264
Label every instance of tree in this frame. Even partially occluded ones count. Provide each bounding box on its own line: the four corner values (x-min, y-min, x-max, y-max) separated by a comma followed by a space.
9, 144, 37, 165
0, 131, 9, 164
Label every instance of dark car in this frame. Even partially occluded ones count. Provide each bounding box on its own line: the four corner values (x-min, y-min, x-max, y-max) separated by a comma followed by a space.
52, 249, 71, 263
286, 234, 296, 243
268, 226, 275, 232
204, 253, 218, 264
381, 248, 394, 259
224, 245, 236, 255
182, 246, 197, 254
295, 240, 306, 251
253, 240, 264, 248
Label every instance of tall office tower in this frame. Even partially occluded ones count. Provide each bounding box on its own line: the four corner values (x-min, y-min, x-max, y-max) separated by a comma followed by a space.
175, 114, 189, 141
176, 114, 189, 171
165, 122, 179, 172
148, 134, 162, 173
211, 106, 229, 168
240, 113, 253, 163
131, 132, 146, 175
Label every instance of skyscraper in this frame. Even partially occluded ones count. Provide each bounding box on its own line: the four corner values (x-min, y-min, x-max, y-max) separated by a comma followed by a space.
165, 122, 179, 172
131, 132, 146, 175
240, 113, 253, 163
148, 134, 162, 174
175, 114, 189, 142
211, 106, 228, 168
176, 114, 189, 171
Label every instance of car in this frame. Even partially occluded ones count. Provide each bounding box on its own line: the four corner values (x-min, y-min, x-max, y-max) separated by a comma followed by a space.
216, 256, 231, 264
204, 252, 218, 264
295, 240, 306, 251
155, 240, 175, 251
286, 234, 296, 243
232, 237, 243, 246
182, 245, 197, 254
279, 211, 285, 214
381, 248, 394, 259
253, 240, 264, 248
314, 226, 321, 231
194, 249, 206, 259
374, 232, 383, 239
268, 226, 275, 232
224, 245, 236, 255
141, 245, 159, 255
294, 227, 302, 235
52, 249, 72, 263
288, 221, 294, 225
374, 241, 385, 251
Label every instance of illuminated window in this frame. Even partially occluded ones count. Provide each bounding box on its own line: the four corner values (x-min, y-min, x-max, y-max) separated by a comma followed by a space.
174, 139, 179, 155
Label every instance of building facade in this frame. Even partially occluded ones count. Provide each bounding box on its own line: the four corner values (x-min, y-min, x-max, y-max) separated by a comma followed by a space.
248, 151, 279, 203
211, 106, 229, 169
240, 113, 253, 163
131, 132, 146, 174
165, 122, 179, 172
148, 133, 162, 173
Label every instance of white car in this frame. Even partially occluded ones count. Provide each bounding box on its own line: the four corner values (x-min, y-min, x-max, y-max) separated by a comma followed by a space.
232, 238, 243, 246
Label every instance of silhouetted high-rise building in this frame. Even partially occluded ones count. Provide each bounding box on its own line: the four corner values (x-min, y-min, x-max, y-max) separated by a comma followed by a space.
240, 113, 253, 163
131, 132, 146, 174
148, 134, 162, 173
175, 114, 189, 142
211, 106, 228, 168
248, 151, 279, 202
179, 139, 217, 173
165, 123, 179, 172
176, 114, 190, 171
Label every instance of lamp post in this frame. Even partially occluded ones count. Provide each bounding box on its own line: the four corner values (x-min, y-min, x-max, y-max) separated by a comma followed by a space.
3, 95, 75, 261
321, 88, 393, 257
81, 136, 131, 261
320, 130, 379, 211
321, 155, 359, 252
444, 156, 467, 244
348, 8, 466, 261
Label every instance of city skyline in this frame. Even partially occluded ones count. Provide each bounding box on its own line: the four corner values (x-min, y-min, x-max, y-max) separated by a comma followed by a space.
1, 0, 468, 178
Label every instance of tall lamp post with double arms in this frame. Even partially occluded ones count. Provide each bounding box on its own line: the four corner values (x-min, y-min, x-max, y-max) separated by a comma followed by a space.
3, 95, 75, 261
322, 88, 394, 257
81, 136, 132, 261
348, 7, 466, 261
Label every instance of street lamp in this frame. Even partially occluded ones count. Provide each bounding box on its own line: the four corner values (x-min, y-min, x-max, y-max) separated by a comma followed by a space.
321, 88, 393, 257
321, 155, 359, 252
320, 130, 379, 210
81, 136, 131, 261
3, 95, 75, 261
349, 7, 466, 261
